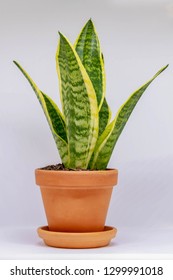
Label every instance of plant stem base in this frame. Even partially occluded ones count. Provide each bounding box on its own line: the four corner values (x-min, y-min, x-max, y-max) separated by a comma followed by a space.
37, 225, 117, 249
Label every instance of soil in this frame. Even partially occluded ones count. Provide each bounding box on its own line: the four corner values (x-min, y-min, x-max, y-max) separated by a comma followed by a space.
40, 163, 90, 171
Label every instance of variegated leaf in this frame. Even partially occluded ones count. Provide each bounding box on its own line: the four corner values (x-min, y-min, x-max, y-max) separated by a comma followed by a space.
75, 20, 111, 135
13, 61, 69, 165
56, 33, 98, 169
74, 19, 105, 109
98, 52, 111, 135
98, 98, 111, 136
90, 65, 168, 169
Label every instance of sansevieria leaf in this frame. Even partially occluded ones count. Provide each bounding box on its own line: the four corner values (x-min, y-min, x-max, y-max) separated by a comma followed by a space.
98, 53, 112, 135
75, 20, 111, 135
13, 61, 69, 165
98, 98, 111, 136
74, 19, 105, 109
56, 33, 98, 169
14, 20, 169, 170
90, 65, 168, 170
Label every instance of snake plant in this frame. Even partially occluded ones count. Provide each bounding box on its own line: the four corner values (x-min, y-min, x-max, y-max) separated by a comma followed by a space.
14, 19, 168, 170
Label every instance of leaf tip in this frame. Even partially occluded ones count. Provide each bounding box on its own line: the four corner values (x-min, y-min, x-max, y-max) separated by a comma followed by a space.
58, 32, 67, 43
162, 64, 169, 71
58, 31, 63, 38
13, 60, 20, 69
88, 18, 94, 26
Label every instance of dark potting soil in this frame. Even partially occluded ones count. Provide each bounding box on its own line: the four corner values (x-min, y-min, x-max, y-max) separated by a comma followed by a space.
40, 163, 90, 171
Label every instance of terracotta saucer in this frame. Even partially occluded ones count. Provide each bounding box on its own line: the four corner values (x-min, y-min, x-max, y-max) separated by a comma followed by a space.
37, 226, 117, 249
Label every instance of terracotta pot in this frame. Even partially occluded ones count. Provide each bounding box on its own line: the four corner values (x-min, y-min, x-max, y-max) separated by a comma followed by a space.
35, 169, 118, 233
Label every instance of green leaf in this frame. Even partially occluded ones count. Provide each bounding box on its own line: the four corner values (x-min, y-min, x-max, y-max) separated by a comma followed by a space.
90, 65, 169, 169
99, 52, 112, 134
13, 61, 69, 165
75, 20, 111, 136
98, 98, 111, 136
56, 33, 99, 169
40, 92, 67, 142
74, 19, 105, 110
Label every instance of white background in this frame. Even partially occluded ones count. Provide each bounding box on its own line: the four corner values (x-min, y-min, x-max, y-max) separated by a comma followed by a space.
0, 0, 173, 257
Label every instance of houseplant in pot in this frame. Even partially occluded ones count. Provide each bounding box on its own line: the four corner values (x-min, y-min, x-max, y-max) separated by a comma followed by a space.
14, 19, 168, 248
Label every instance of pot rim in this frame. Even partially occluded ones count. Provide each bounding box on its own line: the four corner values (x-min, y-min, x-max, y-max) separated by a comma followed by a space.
35, 167, 117, 172
35, 168, 118, 188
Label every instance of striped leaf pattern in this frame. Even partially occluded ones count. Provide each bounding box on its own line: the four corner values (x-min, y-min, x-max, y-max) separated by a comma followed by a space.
41, 93, 67, 142
75, 19, 105, 109
99, 53, 112, 135
14, 20, 168, 170
98, 98, 111, 136
13, 61, 69, 166
75, 20, 111, 136
56, 33, 98, 169
90, 65, 168, 169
